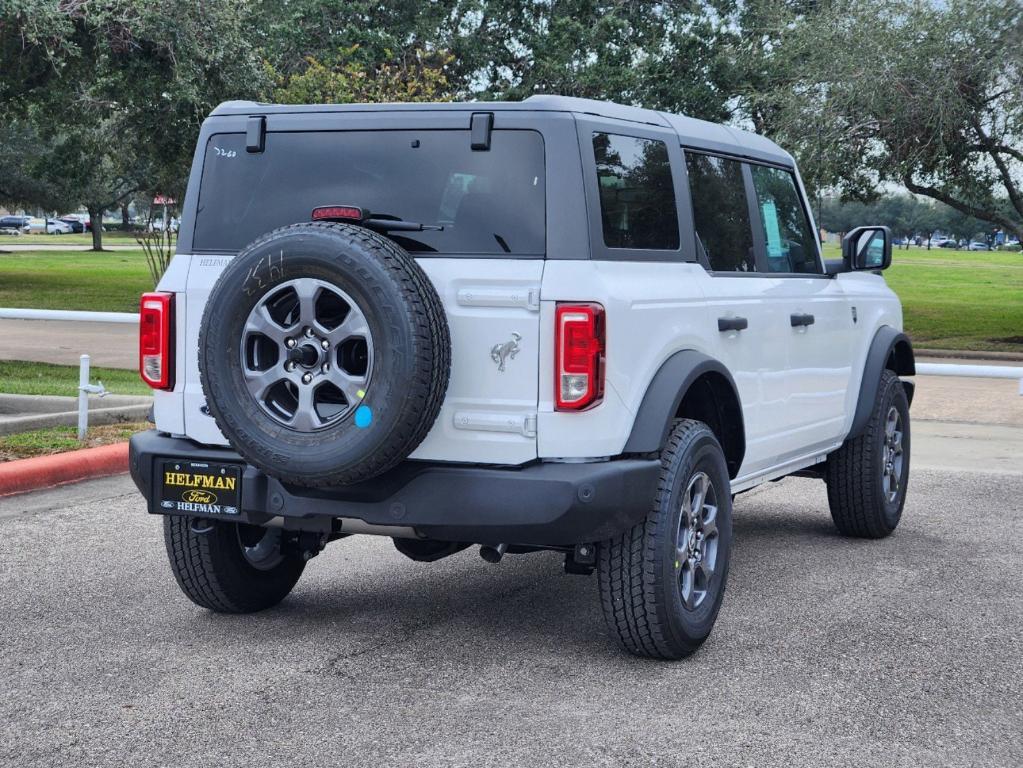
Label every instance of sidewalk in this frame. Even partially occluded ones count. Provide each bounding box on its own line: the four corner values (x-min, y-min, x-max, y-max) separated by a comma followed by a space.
0, 244, 140, 252
913, 356, 1023, 427
0, 318, 137, 368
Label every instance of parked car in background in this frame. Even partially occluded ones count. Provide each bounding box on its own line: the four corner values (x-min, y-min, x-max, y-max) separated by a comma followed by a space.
932, 237, 955, 248
0, 215, 31, 233
63, 214, 100, 232
28, 217, 73, 234
968, 241, 991, 251
59, 217, 85, 233
149, 216, 180, 232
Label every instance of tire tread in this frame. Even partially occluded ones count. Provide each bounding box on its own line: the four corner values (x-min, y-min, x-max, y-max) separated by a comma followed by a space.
825, 369, 909, 538
597, 419, 729, 659
163, 517, 304, 613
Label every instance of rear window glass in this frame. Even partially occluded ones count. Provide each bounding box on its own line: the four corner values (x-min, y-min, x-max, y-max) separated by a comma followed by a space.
193, 130, 545, 255
592, 132, 679, 250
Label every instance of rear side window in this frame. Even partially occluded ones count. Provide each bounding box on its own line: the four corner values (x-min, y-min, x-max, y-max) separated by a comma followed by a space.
193, 130, 545, 255
592, 133, 679, 250
685, 153, 755, 272
750, 165, 820, 274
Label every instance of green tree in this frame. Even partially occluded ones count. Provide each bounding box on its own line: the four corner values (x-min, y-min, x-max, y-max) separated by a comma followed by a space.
446, 0, 738, 118
254, 0, 741, 120
267, 48, 453, 104
0, 0, 266, 250
747, 0, 1023, 241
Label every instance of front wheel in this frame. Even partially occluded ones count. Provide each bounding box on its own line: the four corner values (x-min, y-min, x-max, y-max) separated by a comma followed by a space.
163, 516, 306, 613
597, 419, 733, 659
825, 369, 911, 538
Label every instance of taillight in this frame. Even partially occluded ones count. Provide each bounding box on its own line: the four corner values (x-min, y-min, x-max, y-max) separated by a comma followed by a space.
139, 292, 173, 390
555, 303, 605, 411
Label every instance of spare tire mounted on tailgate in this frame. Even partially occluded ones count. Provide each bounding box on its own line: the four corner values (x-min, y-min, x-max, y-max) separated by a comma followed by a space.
199, 222, 450, 487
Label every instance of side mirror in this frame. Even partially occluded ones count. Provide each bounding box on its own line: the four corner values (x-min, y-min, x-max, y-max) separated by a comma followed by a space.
842, 226, 892, 271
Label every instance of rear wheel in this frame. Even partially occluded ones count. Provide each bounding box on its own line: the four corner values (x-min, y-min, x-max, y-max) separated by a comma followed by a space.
826, 369, 911, 538
163, 516, 306, 613
598, 419, 733, 659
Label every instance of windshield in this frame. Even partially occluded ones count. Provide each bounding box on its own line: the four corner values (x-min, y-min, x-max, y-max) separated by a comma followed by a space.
193, 129, 546, 255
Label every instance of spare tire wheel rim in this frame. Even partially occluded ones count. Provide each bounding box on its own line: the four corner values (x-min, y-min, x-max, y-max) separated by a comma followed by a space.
240, 277, 373, 431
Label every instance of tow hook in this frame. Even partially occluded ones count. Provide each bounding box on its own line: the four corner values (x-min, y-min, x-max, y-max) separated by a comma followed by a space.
282, 530, 326, 561
564, 543, 597, 575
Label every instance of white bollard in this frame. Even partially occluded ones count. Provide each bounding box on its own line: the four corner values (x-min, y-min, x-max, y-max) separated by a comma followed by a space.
78, 354, 90, 441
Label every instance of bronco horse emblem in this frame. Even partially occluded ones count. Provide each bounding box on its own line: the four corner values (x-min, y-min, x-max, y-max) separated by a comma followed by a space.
490, 332, 521, 372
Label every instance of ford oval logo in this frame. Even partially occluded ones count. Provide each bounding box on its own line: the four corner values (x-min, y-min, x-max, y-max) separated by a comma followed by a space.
182, 489, 218, 504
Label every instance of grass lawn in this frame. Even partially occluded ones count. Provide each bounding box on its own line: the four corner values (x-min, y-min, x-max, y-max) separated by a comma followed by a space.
823, 244, 1023, 353
0, 249, 153, 312
0, 421, 148, 462
0, 231, 140, 247
0, 244, 1018, 353
0, 360, 150, 397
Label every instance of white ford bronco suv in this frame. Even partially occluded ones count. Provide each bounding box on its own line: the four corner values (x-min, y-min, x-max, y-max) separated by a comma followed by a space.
130, 96, 914, 659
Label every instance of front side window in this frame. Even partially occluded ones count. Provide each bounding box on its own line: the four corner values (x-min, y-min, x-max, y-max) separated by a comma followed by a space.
592, 133, 679, 250
749, 165, 820, 274
685, 153, 755, 272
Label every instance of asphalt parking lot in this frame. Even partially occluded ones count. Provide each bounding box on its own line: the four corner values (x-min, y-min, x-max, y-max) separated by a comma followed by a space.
2, 460, 1021, 767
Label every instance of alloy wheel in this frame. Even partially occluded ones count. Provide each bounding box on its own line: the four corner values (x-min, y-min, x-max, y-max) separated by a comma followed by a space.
882, 405, 905, 503
240, 278, 373, 431
676, 470, 720, 610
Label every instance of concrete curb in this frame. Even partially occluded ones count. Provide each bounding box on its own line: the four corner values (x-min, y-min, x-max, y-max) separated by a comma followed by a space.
0, 394, 152, 437
0, 406, 151, 437
917, 348, 1023, 363
0, 442, 129, 497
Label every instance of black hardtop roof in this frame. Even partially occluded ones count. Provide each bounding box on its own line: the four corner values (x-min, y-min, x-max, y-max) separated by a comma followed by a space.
210, 94, 793, 166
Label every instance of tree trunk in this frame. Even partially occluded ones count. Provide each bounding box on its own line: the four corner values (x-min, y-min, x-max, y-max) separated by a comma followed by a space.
88, 205, 103, 251
121, 203, 130, 230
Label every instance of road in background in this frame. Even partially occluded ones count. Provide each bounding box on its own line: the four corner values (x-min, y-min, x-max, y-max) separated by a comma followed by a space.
0, 318, 137, 369
0, 244, 142, 252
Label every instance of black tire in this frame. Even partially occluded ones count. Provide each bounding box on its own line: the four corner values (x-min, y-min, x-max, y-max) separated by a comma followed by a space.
199, 222, 450, 487
597, 419, 733, 659
826, 369, 911, 538
163, 516, 305, 613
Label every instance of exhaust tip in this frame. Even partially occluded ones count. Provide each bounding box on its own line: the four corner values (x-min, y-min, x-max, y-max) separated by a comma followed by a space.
479, 543, 508, 563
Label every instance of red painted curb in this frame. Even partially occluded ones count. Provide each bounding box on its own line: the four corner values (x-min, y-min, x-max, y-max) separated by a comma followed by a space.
0, 442, 129, 497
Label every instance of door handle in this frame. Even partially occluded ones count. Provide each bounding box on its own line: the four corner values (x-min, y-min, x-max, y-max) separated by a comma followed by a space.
790, 313, 815, 327
718, 316, 748, 332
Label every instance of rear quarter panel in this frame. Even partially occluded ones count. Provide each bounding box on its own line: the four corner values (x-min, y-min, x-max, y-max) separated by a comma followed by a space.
539, 260, 710, 458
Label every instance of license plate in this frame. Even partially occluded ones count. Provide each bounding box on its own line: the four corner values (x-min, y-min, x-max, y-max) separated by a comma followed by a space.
158, 460, 242, 516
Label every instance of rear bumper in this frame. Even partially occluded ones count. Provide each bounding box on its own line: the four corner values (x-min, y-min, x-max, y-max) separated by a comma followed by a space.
129, 430, 659, 546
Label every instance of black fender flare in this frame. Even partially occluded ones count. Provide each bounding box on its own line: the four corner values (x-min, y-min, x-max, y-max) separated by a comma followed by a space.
623, 350, 745, 475
848, 326, 915, 439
